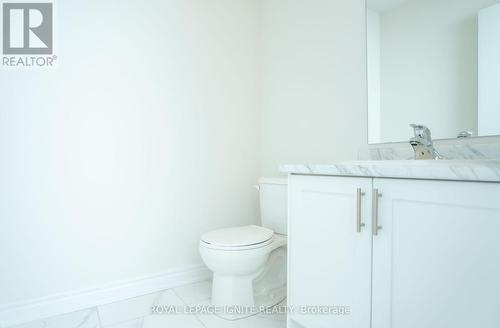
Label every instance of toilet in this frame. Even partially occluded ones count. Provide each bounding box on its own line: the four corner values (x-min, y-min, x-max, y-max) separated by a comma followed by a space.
199, 178, 287, 311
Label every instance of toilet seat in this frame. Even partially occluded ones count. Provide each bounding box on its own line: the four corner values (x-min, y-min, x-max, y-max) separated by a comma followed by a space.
200, 225, 274, 251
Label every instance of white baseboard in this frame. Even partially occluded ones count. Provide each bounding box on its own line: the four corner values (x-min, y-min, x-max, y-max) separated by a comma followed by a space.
0, 264, 212, 328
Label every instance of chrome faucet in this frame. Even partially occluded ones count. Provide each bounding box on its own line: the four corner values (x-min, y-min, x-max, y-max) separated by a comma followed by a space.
409, 124, 442, 160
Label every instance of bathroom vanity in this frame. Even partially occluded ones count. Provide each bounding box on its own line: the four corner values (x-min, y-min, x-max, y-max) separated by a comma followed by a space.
283, 161, 500, 328
283, 0, 500, 325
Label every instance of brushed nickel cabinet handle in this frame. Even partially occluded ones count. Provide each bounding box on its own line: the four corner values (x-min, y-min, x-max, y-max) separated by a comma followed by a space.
372, 189, 383, 236
356, 188, 366, 233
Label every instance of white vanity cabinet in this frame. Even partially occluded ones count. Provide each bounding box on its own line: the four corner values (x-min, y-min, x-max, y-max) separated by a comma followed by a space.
288, 174, 500, 328
372, 178, 500, 328
288, 175, 373, 328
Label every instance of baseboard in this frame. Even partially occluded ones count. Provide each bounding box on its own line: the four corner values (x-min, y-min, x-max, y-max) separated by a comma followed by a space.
0, 264, 212, 328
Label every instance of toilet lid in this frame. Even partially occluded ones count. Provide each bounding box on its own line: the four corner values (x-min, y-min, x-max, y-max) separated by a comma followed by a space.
201, 225, 274, 248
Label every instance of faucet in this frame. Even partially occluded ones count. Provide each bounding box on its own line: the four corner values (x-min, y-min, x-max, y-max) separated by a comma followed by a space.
409, 124, 442, 160
457, 130, 473, 138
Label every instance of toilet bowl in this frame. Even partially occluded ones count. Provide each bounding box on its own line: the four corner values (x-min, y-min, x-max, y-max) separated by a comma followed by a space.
199, 178, 288, 313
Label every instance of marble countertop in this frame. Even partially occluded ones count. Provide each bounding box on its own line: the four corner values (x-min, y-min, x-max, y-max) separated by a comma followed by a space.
280, 160, 500, 183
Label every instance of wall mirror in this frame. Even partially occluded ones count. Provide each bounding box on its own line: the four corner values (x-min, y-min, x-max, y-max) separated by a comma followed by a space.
367, 0, 500, 144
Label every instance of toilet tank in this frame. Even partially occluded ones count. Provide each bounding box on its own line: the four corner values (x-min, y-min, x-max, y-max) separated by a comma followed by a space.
258, 178, 288, 235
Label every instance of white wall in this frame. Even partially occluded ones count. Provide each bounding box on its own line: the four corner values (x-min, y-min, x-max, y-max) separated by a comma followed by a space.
258, 0, 367, 176
376, 0, 498, 143
367, 9, 382, 143
479, 3, 500, 136
0, 0, 369, 311
0, 0, 260, 306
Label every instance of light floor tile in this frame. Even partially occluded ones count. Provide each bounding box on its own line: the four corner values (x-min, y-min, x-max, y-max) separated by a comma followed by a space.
142, 314, 204, 328
10, 308, 99, 328
191, 299, 285, 328
97, 293, 158, 327
8, 280, 285, 328
152, 289, 185, 306
241, 316, 286, 328
173, 280, 212, 304
257, 311, 287, 323
197, 313, 285, 328
103, 318, 143, 328
256, 299, 287, 322
186, 295, 286, 327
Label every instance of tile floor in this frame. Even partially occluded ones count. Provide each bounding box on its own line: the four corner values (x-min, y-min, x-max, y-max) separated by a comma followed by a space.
9, 280, 286, 328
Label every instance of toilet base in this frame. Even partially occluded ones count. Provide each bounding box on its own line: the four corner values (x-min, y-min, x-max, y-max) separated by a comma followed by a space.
212, 275, 286, 321
212, 274, 256, 307
210, 246, 287, 320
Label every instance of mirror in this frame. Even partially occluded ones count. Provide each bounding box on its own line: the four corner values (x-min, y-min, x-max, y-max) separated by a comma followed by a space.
367, 0, 500, 144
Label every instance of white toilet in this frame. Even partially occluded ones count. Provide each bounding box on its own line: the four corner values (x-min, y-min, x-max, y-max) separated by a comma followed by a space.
199, 178, 287, 311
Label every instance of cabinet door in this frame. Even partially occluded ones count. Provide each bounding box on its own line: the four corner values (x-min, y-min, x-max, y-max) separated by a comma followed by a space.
372, 178, 500, 328
288, 175, 372, 328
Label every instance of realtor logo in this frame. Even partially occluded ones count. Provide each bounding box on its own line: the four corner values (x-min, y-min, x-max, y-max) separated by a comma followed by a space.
2, 2, 53, 54
1, 1, 56, 68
